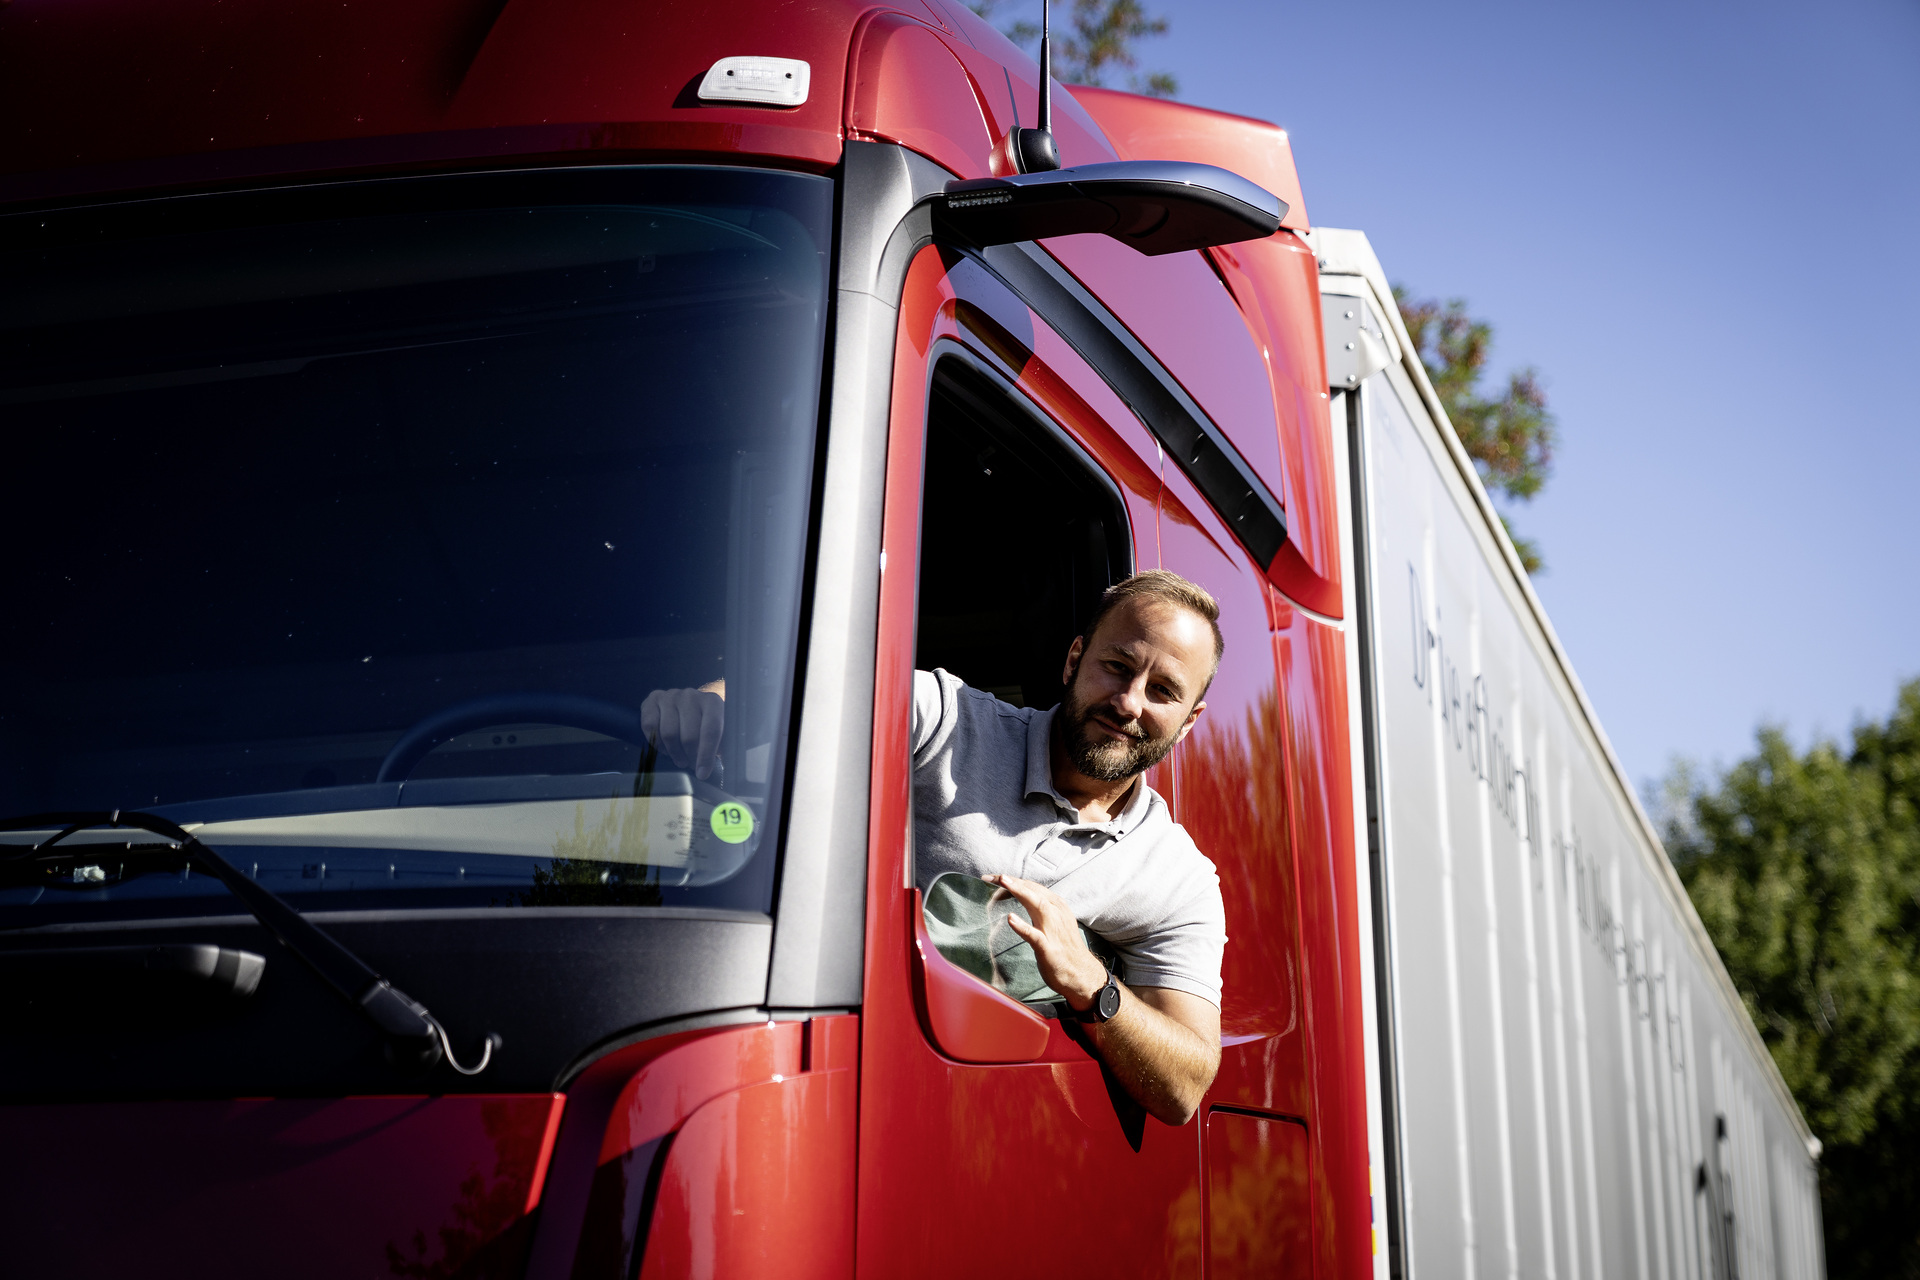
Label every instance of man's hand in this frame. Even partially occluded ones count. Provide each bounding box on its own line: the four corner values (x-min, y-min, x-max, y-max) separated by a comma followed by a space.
988, 874, 1110, 1009
639, 680, 725, 779
988, 874, 1222, 1126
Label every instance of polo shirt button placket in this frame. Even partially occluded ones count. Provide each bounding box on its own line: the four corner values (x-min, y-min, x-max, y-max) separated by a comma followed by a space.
1025, 836, 1058, 880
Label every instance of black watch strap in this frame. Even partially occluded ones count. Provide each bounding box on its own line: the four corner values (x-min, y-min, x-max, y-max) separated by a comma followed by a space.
1074, 970, 1122, 1023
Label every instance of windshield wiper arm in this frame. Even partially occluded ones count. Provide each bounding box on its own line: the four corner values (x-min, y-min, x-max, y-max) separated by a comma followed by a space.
0, 809, 496, 1075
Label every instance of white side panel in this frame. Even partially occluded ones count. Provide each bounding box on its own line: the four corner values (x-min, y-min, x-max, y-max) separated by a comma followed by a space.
1316, 225, 1825, 1280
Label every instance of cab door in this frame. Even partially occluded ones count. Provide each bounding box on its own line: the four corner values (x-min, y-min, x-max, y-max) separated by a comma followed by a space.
1159, 462, 1316, 1280
854, 243, 1204, 1278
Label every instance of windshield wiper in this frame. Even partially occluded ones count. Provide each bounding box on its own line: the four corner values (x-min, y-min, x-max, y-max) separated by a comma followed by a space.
0, 810, 497, 1075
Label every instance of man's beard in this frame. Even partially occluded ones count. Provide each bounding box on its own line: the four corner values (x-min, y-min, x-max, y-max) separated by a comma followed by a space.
1058, 667, 1183, 782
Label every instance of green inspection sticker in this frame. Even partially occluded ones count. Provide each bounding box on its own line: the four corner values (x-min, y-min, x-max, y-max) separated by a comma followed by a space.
709, 802, 756, 844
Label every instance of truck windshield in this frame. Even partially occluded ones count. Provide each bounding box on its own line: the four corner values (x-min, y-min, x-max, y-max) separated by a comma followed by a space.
0, 166, 831, 925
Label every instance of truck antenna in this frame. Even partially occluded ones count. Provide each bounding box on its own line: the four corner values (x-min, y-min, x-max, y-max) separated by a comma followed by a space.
1037, 0, 1052, 136
1010, 0, 1061, 173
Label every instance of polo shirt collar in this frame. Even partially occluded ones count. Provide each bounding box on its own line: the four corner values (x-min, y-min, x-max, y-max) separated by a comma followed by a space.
1026, 707, 1158, 835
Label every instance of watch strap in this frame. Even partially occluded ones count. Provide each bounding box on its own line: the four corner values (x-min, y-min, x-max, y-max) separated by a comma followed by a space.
1074, 970, 1121, 1023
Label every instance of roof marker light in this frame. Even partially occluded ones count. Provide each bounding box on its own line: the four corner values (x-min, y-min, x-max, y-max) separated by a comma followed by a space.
698, 56, 810, 108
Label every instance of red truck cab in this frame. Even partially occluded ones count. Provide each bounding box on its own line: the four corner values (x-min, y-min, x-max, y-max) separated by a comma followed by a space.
0, 3, 1371, 1276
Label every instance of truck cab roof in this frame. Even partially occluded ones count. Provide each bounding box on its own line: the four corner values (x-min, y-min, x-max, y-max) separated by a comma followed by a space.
0, 0, 1303, 224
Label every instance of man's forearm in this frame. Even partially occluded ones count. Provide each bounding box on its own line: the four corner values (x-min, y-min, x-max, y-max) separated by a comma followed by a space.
1084, 985, 1220, 1126
986, 874, 1220, 1125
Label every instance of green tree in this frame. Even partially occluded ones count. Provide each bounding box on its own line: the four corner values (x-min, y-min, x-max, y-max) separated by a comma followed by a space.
970, 0, 1179, 97
1661, 680, 1920, 1277
1394, 288, 1556, 573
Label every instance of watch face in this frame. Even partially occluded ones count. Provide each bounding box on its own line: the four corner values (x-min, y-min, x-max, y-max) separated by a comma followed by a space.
1097, 979, 1122, 1021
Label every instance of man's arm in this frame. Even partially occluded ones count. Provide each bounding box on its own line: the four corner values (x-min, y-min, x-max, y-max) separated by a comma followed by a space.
989, 874, 1221, 1125
642, 671, 944, 779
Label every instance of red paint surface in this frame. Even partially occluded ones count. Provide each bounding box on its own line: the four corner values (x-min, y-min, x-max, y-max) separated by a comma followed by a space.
842, 2, 1124, 179
0, 0, 885, 202
1276, 598, 1372, 1280
563, 1025, 803, 1278
525, 1095, 570, 1213
0, 0, 1132, 205
1207, 1111, 1313, 1279
525, 1025, 746, 1280
858, 245, 1204, 1279
926, 4, 1121, 172
1071, 86, 1309, 232
1064, 85, 1344, 616
0, 1093, 563, 1279
637, 1057, 858, 1279
1040, 232, 1294, 562
1212, 234, 1345, 617
1158, 458, 1371, 1279
846, 11, 997, 179
525, 1016, 858, 1280
912, 887, 1053, 1063
1161, 467, 1311, 1122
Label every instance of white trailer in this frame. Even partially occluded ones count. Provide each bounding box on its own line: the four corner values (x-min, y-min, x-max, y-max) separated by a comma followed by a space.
1311, 227, 1826, 1280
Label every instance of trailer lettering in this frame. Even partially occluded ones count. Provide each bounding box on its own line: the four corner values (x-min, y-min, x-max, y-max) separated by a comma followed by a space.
1410, 563, 1536, 844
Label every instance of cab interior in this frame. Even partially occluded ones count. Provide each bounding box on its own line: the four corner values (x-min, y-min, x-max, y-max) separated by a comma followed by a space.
913, 357, 1133, 710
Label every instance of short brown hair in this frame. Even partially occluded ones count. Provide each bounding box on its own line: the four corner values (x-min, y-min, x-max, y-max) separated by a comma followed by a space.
1082, 570, 1225, 694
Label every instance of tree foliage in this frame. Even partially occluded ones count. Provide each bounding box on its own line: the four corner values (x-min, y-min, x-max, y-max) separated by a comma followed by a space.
1661, 679, 1920, 1277
971, 0, 1179, 97
1394, 287, 1556, 573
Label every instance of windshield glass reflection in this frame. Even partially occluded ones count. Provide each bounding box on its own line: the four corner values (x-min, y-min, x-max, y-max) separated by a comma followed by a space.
0, 166, 831, 923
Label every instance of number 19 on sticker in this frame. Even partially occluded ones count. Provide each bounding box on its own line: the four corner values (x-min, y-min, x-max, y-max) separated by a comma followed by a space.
710, 802, 755, 844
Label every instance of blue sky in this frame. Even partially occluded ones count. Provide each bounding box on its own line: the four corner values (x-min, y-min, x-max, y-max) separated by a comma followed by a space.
1010, 0, 1920, 786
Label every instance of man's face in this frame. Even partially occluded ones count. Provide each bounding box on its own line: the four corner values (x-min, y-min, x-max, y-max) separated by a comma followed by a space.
1058, 598, 1213, 783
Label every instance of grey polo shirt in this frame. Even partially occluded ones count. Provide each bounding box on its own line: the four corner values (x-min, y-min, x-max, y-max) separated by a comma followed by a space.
910, 667, 1227, 1006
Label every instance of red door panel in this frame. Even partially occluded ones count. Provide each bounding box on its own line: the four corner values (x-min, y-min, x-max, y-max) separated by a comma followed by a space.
1207, 1110, 1312, 1280
1158, 466, 1309, 1119
1160, 461, 1373, 1279
1269, 596, 1371, 1280
857, 244, 1201, 1280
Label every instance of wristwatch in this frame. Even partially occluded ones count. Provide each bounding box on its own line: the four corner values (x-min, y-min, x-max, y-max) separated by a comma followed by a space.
1073, 970, 1123, 1023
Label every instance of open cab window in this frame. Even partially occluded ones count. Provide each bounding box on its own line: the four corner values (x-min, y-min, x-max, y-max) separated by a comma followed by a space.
914, 355, 1131, 710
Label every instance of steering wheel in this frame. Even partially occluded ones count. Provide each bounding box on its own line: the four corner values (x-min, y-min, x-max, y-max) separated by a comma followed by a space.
376, 693, 652, 784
